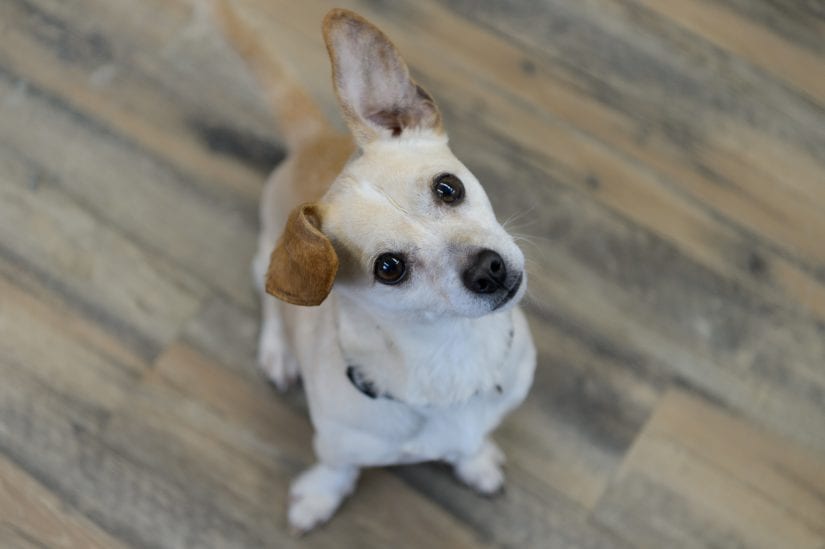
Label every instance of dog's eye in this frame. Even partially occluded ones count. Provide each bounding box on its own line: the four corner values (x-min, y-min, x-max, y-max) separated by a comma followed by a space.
433, 173, 465, 205
374, 253, 407, 285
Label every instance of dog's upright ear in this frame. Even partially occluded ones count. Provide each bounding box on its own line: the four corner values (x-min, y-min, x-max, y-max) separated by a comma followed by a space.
265, 204, 339, 306
323, 9, 443, 146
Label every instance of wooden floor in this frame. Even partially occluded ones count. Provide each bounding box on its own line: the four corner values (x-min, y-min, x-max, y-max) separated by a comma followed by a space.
1, 0, 824, 547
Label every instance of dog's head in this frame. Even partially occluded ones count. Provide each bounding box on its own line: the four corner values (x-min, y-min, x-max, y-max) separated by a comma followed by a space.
266, 9, 526, 319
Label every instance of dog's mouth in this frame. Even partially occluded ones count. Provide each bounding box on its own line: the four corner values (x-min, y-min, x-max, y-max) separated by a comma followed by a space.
492, 272, 523, 311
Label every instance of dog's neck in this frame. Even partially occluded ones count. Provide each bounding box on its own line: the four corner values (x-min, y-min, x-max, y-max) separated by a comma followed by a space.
333, 293, 515, 406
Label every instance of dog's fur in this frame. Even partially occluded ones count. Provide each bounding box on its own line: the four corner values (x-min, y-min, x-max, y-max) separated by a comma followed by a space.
216, 3, 536, 533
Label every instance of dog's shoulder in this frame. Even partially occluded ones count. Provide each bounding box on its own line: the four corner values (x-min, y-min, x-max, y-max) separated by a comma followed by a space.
288, 131, 356, 204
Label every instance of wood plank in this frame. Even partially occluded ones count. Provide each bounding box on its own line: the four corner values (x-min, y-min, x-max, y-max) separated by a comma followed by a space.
180, 296, 262, 386
0, 140, 205, 357
632, 0, 825, 103
0, 68, 259, 308
0, 275, 145, 413
0, 0, 281, 198
594, 390, 825, 549
701, 0, 825, 59
0, 362, 289, 548
0, 453, 124, 549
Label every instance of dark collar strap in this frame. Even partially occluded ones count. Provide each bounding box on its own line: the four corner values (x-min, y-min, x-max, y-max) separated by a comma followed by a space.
346, 365, 394, 400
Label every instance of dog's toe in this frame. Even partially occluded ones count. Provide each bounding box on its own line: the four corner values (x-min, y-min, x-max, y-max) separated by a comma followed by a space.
454, 440, 506, 496
288, 492, 340, 534
287, 464, 359, 533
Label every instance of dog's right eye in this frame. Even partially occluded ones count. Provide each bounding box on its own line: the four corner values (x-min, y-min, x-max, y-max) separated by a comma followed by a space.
374, 253, 407, 285
433, 173, 465, 205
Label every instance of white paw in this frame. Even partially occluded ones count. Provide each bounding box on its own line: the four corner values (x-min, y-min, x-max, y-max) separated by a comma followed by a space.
287, 465, 358, 534
257, 331, 299, 391
454, 440, 506, 496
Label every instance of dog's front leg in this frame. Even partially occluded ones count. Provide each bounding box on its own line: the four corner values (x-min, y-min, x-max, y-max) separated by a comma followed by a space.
288, 463, 359, 534
451, 438, 506, 496
257, 298, 299, 391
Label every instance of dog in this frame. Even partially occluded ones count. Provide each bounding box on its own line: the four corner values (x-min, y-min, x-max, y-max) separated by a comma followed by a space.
215, 2, 536, 533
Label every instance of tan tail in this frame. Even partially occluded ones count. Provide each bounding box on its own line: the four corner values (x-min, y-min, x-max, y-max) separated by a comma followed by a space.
214, 0, 328, 147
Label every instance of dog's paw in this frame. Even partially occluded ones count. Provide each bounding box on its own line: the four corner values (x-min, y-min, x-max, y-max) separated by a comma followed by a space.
454, 440, 506, 496
288, 465, 358, 534
257, 333, 299, 392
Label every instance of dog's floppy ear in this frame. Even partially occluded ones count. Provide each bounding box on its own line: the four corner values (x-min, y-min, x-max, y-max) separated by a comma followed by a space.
323, 9, 443, 146
265, 204, 338, 306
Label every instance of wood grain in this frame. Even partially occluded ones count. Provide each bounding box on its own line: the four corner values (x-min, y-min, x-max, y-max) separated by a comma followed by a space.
1, 0, 823, 547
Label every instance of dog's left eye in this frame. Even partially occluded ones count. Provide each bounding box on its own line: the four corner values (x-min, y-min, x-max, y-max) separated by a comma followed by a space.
433, 173, 465, 205
374, 253, 408, 285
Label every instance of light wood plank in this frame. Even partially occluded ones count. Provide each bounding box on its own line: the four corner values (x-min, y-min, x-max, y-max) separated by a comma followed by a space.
0, 453, 124, 549
0, 275, 145, 413
594, 390, 825, 548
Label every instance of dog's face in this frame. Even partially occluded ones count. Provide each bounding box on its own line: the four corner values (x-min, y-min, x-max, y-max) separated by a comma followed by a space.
265, 9, 525, 319
324, 139, 525, 319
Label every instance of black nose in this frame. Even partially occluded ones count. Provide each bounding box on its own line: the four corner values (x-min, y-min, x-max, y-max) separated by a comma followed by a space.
463, 249, 507, 294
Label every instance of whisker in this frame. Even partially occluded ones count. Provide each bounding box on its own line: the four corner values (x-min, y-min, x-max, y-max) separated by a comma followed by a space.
501, 204, 537, 231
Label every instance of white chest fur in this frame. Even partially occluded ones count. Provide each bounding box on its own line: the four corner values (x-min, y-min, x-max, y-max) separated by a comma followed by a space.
334, 296, 517, 406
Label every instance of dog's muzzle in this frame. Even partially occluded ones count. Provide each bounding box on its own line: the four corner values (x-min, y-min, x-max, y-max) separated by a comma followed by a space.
462, 249, 522, 309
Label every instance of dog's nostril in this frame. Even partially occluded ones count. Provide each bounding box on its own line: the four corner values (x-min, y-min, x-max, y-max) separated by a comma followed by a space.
462, 249, 507, 295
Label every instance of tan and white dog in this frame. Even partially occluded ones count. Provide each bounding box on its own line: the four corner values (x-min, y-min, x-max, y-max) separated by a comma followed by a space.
216, 3, 536, 533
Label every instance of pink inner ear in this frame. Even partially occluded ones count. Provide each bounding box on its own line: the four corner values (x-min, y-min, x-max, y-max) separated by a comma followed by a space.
364, 86, 440, 138
368, 107, 406, 137
325, 10, 442, 142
